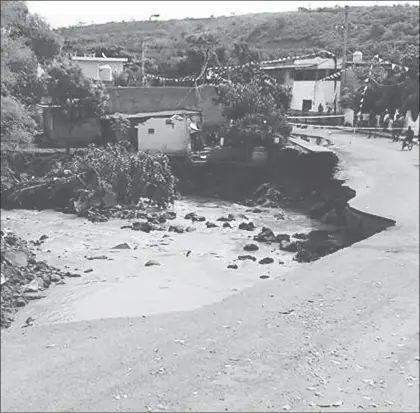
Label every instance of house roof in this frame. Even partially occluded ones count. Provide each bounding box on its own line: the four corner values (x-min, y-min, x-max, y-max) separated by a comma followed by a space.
261, 63, 316, 70
72, 56, 128, 62
104, 109, 201, 119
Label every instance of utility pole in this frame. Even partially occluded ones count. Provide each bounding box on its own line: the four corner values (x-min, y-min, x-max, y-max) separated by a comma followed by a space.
141, 38, 146, 86
343, 5, 349, 83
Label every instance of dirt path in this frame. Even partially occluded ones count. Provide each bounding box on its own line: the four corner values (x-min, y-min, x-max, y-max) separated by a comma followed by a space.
1, 132, 419, 412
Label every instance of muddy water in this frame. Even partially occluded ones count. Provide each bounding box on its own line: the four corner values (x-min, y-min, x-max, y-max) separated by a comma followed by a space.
2, 196, 336, 327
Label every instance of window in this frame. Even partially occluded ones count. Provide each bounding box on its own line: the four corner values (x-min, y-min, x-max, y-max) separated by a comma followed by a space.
302, 100, 312, 112
148, 128, 155, 134
165, 119, 173, 125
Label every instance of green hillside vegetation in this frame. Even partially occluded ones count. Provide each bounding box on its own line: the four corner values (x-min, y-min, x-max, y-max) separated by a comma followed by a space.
58, 4, 419, 75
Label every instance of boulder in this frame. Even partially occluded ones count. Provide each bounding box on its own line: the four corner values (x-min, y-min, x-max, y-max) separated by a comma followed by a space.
259, 257, 274, 265
244, 243, 259, 252
227, 264, 238, 269
223, 222, 232, 229
165, 211, 177, 220
185, 226, 196, 233
132, 221, 152, 233
3, 250, 28, 267
238, 222, 256, 231
276, 233, 291, 243
145, 260, 161, 267
111, 243, 131, 250
206, 222, 218, 228
169, 225, 185, 234
254, 227, 276, 243
292, 232, 308, 240
279, 240, 301, 253
238, 255, 257, 261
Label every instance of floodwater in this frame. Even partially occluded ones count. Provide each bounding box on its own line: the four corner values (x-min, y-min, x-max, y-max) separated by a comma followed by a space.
2, 196, 335, 327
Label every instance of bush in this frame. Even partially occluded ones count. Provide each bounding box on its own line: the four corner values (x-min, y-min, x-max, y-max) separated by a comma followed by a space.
0, 96, 35, 148
61, 142, 177, 206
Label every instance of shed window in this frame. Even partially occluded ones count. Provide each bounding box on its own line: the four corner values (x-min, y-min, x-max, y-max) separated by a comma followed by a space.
148, 128, 155, 134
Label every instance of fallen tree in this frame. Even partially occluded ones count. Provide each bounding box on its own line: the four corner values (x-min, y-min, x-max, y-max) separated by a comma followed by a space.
1, 142, 177, 215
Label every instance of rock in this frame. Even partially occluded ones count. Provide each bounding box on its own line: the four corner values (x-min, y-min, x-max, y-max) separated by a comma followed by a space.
132, 221, 152, 233
217, 215, 235, 222
15, 297, 27, 307
259, 257, 274, 265
3, 250, 28, 267
64, 272, 82, 278
185, 212, 206, 222
244, 243, 259, 252
227, 264, 238, 269
157, 215, 167, 224
279, 260, 285, 264
236, 214, 249, 220
165, 211, 177, 220
238, 222, 256, 231
25, 279, 41, 293
274, 212, 286, 220
260, 275, 270, 279
50, 273, 62, 283
254, 227, 276, 243
250, 208, 263, 213
145, 260, 161, 267
276, 233, 291, 243
238, 255, 257, 261
39, 234, 49, 241
292, 232, 308, 240
86, 255, 109, 260
206, 222, 218, 228
279, 240, 301, 252
169, 225, 185, 234
223, 222, 232, 228
185, 226, 196, 233
111, 243, 131, 250
40, 273, 51, 287
84, 269, 94, 273
24, 292, 47, 301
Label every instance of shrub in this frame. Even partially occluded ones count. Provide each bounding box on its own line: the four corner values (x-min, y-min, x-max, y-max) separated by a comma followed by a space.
0, 96, 35, 148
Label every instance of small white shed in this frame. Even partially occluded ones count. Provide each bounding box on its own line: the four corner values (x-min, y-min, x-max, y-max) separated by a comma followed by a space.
133, 110, 201, 155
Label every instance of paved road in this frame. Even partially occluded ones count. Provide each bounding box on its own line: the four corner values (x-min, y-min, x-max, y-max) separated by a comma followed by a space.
1, 133, 419, 412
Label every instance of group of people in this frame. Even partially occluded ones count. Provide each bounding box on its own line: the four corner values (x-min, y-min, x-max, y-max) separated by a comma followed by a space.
355, 109, 415, 149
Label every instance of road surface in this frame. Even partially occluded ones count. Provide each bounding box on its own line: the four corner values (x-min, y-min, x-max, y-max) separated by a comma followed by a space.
1, 132, 419, 412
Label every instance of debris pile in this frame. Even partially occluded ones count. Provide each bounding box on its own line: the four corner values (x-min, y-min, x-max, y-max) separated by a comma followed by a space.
1, 143, 177, 218
1, 229, 80, 328
244, 183, 291, 209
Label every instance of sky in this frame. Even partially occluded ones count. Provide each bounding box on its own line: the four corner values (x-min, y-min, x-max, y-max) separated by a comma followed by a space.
27, 1, 419, 29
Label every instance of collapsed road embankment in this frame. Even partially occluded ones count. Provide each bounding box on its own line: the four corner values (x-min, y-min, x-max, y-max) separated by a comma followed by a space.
0, 139, 398, 329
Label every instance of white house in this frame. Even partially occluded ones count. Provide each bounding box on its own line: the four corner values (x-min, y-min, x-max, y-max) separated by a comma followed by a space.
261, 55, 343, 113
131, 110, 201, 155
71, 55, 128, 82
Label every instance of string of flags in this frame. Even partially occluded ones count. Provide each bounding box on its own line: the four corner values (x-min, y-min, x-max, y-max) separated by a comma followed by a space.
359, 61, 375, 112
141, 50, 337, 85
320, 70, 344, 81
373, 54, 410, 73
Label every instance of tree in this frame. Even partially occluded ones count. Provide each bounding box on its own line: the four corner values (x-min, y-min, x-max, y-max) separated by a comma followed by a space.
46, 61, 109, 123
215, 68, 292, 149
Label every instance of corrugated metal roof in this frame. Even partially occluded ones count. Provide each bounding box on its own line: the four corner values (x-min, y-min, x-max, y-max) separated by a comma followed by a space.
105, 110, 201, 119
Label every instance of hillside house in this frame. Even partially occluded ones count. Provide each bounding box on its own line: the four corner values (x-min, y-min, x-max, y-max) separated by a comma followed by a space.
71, 55, 128, 83
261, 55, 343, 113
102, 110, 202, 156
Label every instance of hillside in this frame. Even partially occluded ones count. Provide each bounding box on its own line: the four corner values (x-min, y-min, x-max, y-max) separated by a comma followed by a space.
58, 4, 419, 75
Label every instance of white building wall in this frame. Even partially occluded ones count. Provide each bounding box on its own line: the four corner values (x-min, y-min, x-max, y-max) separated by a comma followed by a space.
72, 60, 125, 81
136, 117, 190, 155
290, 80, 341, 112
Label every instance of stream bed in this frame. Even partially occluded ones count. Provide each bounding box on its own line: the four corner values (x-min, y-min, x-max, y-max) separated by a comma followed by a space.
1, 195, 337, 328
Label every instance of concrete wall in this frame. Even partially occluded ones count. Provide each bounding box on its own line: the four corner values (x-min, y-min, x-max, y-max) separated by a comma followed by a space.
43, 107, 101, 147
136, 117, 190, 155
106, 86, 225, 126
291, 81, 340, 112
